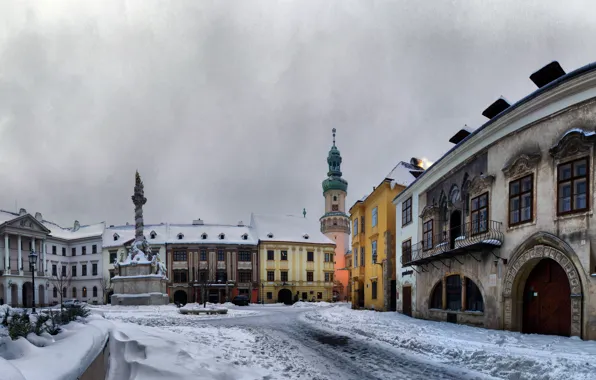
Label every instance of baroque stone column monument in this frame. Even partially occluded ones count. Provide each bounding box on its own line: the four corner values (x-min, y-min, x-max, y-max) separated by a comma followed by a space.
111, 171, 169, 306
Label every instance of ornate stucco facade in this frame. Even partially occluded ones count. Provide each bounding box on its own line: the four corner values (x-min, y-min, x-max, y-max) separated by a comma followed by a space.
395, 60, 596, 340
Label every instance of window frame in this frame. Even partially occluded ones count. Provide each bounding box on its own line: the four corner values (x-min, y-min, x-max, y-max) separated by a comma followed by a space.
267, 271, 275, 281
371, 240, 377, 264
470, 192, 489, 236
267, 250, 274, 261
508, 174, 534, 227
353, 218, 358, 236
422, 219, 433, 251
402, 197, 413, 226
306, 271, 314, 282
557, 156, 590, 216
173, 251, 188, 262
307, 251, 314, 262
371, 206, 378, 227
280, 251, 288, 261
401, 239, 412, 263
371, 281, 377, 300
281, 271, 288, 282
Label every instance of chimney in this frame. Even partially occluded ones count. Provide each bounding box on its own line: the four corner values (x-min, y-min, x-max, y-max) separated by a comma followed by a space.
410, 157, 423, 168
482, 97, 511, 119
18, 208, 27, 216
73, 220, 80, 231
192, 219, 204, 225
530, 61, 566, 88
35, 212, 43, 222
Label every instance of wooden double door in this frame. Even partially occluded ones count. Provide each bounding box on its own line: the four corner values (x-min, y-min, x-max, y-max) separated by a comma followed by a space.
522, 258, 571, 337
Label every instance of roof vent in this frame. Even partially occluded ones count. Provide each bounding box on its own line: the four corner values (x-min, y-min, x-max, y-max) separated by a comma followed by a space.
237, 221, 244, 226
267, 233, 274, 238
530, 61, 566, 88
201, 233, 207, 239
303, 234, 309, 239
35, 212, 43, 222
177, 233, 184, 240
73, 220, 80, 232
18, 208, 27, 216
192, 219, 204, 225
219, 233, 225, 240
482, 97, 511, 119
448, 126, 473, 144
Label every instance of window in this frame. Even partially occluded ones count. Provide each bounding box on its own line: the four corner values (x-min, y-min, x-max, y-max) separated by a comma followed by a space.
92, 263, 98, 276
333, 195, 337, 201
307, 252, 314, 262
198, 270, 208, 282
239, 271, 252, 283
82, 287, 87, 298
423, 220, 433, 251
72, 265, 77, 277
280, 251, 288, 261
173, 251, 187, 261
52, 264, 57, 276
216, 270, 227, 282
371, 241, 377, 263
401, 239, 412, 264
558, 157, 589, 215
93, 286, 98, 298
372, 207, 378, 227
466, 278, 484, 312
354, 249, 358, 267
430, 281, 442, 309
109, 270, 115, 278
62, 247, 66, 256
173, 270, 188, 283
109, 251, 117, 263
72, 247, 76, 256
360, 216, 365, 233
307, 271, 314, 282
281, 271, 288, 282
219, 233, 225, 240
92, 245, 97, 254
360, 247, 365, 266
332, 205, 339, 211
53, 287, 57, 298
509, 174, 533, 226
217, 250, 225, 262
267, 250, 274, 260
471, 193, 489, 234
72, 287, 77, 298
325, 272, 331, 282
177, 233, 184, 240
317, 292, 322, 300
238, 251, 251, 262
150, 232, 156, 239
242, 233, 248, 240
324, 253, 331, 262
446, 275, 462, 311
402, 197, 413, 226
82, 246, 87, 255
301, 292, 307, 300
113, 234, 119, 241
267, 271, 275, 281
353, 219, 358, 235
52, 245, 57, 255
267, 292, 273, 300
201, 233, 207, 240
62, 266, 66, 276
200, 250, 207, 261
82, 264, 87, 276
371, 281, 377, 299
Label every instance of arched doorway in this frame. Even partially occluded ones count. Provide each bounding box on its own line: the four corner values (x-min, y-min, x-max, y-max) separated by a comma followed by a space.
523, 259, 571, 336
22, 282, 33, 308
11, 285, 18, 307
449, 210, 462, 249
38, 285, 45, 307
173, 290, 188, 306
278, 289, 292, 305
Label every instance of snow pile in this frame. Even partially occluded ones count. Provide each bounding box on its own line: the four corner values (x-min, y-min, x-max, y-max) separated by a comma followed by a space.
292, 301, 333, 308
0, 316, 111, 380
302, 306, 596, 380
107, 321, 272, 380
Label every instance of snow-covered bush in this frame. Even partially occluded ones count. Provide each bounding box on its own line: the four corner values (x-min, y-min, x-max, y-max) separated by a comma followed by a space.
8, 311, 32, 340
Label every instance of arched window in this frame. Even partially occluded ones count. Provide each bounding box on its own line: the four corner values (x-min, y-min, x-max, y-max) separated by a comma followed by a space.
72, 287, 77, 298
93, 286, 98, 298
466, 278, 484, 312
82, 287, 87, 298
333, 195, 337, 201
53, 287, 58, 298
446, 275, 462, 310
201, 233, 207, 240
430, 281, 442, 309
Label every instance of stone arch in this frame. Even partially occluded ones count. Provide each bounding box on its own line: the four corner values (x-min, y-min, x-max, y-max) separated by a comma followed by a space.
173, 290, 188, 306
502, 232, 584, 337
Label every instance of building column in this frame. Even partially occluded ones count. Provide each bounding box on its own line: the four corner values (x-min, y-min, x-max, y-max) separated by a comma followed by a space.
6, 284, 12, 305
31, 237, 36, 274
42, 239, 47, 274
17, 235, 22, 273
17, 284, 22, 307
4, 234, 8, 270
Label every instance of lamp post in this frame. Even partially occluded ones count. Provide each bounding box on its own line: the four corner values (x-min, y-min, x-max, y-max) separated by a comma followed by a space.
28, 249, 38, 314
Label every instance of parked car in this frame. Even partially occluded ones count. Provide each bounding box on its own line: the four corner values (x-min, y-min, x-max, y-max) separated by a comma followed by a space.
232, 295, 250, 306
62, 299, 83, 309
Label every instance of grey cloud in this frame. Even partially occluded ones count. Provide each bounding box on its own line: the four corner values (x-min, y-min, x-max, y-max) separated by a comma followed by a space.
0, 0, 594, 227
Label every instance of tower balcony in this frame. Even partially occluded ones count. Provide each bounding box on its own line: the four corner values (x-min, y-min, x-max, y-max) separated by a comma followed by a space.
401, 220, 503, 267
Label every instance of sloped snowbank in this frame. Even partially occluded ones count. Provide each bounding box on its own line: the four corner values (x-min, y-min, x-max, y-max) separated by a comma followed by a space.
292, 301, 333, 308
106, 321, 273, 380
0, 315, 112, 380
302, 305, 596, 380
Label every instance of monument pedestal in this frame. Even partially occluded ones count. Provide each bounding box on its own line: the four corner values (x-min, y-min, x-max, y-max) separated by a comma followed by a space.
111, 262, 169, 306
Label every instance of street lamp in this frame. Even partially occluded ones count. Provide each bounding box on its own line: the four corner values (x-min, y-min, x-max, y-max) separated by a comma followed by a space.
28, 250, 38, 314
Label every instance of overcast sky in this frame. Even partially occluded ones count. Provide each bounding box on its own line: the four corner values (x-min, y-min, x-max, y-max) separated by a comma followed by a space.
0, 0, 595, 228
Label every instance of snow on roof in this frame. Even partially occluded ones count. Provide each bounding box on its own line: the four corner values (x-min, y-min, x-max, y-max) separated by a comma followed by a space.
0, 210, 103, 241
103, 224, 170, 248
169, 223, 257, 245
386, 161, 424, 188
250, 213, 335, 245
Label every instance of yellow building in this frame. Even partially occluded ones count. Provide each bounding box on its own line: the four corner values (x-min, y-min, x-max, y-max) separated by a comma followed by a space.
349, 160, 424, 310
250, 213, 336, 304
344, 250, 353, 303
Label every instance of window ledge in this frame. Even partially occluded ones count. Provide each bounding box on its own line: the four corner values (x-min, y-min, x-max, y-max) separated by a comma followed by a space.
428, 308, 484, 316
554, 210, 593, 222
507, 221, 537, 232
590, 273, 596, 277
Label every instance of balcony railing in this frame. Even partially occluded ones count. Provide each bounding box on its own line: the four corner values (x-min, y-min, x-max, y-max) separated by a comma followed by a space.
401, 220, 503, 266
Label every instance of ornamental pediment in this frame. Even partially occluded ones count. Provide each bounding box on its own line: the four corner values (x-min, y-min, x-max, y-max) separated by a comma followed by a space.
549, 128, 596, 160
502, 152, 541, 178
3, 214, 51, 234
468, 174, 495, 195
419, 205, 439, 220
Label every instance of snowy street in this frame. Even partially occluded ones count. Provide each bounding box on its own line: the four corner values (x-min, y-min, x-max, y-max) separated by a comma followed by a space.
100, 303, 596, 380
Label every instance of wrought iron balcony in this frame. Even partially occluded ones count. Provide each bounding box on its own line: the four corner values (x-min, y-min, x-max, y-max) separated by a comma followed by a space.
401, 220, 503, 267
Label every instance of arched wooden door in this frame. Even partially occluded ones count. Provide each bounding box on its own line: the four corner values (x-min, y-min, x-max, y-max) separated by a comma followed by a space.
523, 258, 571, 337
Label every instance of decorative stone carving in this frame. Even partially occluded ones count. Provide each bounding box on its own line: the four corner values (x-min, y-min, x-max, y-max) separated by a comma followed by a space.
502, 243, 582, 337
502, 153, 541, 178
468, 174, 495, 195
549, 129, 596, 159
419, 205, 439, 220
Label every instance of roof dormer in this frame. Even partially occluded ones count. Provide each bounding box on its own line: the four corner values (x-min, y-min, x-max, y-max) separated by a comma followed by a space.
241, 233, 248, 240
219, 233, 225, 240
177, 233, 184, 240
113, 233, 119, 241
201, 233, 207, 240
150, 230, 157, 239
303, 234, 309, 240
267, 232, 274, 239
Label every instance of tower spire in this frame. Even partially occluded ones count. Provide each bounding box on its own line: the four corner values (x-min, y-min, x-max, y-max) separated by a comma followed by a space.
332, 128, 336, 147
